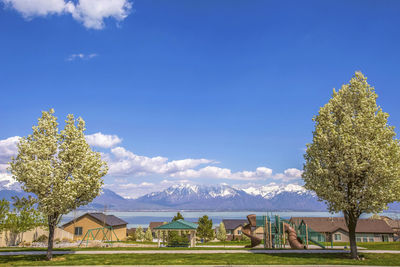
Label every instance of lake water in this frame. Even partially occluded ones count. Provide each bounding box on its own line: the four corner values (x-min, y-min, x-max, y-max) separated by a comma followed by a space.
60, 210, 400, 229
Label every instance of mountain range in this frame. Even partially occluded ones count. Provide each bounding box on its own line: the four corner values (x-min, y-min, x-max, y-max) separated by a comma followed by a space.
1, 181, 399, 212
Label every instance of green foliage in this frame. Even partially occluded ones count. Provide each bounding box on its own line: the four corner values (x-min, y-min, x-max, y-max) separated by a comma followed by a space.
167, 232, 189, 247
144, 227, 153, 242
240, 233, 250, 241
33, 234, 48, 243
0, 199, 9, 232
216, 222, 227, 241
172, 212, 184, 221
3, 196, 45, 246
197, 215, 214, 242
303, 72, 400, 215
127, 232, 137, 241
135, 226, 144, 241
302, 72, 400, 258
9, 109, 108, 259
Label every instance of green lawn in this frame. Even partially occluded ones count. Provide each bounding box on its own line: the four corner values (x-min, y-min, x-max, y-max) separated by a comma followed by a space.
196, 240, 250, 246
0, 253, 400, 266
323, 242, 400, 250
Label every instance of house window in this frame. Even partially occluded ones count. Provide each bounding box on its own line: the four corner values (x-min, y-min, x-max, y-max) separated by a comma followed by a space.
356, 237, 361, 242
227, 230, 232, 234
75, 227, 83, 236
369, 237, 374, 242
334, 234, 341, 241
238, 230, 242, 235
363, 237, 368, 242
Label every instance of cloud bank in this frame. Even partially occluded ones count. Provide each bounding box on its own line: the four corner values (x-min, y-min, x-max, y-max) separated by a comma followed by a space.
0, 133, 303, 197
1, 0, 132, 29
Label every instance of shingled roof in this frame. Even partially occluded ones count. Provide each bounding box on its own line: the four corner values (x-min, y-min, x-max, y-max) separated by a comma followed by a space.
154, 219, 198, 230
222, 219, 248, 231
290, 217, 394, 234
62, 212, 128, 228
149, 222, 165, 230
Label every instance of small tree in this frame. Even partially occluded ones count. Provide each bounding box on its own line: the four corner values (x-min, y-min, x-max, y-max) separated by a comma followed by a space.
10, 109, 108, 260
172, 212, 184, 221
145, 227, 153, 242
197, 215, 214, 242
303, 72, 400, 259
0, 199, 9, 241
3, 196, 45, 246
136, 226, 144, 241
216, 222, 227, 241
127, 231, 137, 241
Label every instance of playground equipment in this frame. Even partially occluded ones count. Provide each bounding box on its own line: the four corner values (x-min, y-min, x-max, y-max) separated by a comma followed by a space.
78, 226, 120, 247
242, 214, 325, 249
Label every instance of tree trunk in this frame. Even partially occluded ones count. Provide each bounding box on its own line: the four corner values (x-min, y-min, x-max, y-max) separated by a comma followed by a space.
344, 211, 359, 259
46, 216, 56, 261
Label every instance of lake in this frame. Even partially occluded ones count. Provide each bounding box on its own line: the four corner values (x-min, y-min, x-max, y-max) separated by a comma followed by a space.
60, 210, 400, 228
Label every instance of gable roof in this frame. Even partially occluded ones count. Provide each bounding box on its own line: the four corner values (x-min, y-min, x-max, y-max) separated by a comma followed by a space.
222, 219, 248, 230
154, 219, 198, 230
149, 222, 164, 230
62, 212, 128, 228
290, 217, 393, 234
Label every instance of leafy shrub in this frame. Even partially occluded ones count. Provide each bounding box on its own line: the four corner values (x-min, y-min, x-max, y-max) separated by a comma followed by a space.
33, 234, 48, 243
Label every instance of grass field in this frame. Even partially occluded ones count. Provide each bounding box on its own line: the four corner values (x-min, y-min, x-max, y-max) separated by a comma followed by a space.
0, 253, 400, 266
323, 242, 400, 250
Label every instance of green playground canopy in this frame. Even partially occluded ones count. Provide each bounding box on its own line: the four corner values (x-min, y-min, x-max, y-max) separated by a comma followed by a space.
154, 219, 198, 230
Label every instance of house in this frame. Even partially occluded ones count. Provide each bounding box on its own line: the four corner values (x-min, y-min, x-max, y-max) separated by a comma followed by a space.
149, 222, 165, 238
62, 213, 128, 241
378, 216, 400, 241
222, 219, 248, 240
290, 217, 394, 243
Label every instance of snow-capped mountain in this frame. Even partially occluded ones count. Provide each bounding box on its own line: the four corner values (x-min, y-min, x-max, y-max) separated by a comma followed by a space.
241, 183, 308, 199
136, 183, 326, 211
137, 184, 270, 210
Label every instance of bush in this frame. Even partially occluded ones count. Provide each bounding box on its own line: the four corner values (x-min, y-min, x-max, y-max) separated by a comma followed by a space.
168, 232, 189, 247
33, 234, 48, 243
127, 232, 137, 241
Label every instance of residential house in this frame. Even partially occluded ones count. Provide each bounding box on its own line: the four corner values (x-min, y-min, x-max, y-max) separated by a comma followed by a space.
222, 219, 248, 240
379, 216, 400, 241
62, 213, 128, 241
149, 222, 164, 238
290, 217, 394, 243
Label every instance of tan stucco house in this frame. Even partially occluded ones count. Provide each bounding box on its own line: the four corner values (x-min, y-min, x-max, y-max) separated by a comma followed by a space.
222, 219, 248, 240
62, 213, 127, 241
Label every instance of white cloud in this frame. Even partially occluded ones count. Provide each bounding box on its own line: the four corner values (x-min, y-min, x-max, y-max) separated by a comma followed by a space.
0, 136, 20, 171
69, 0, 132, 30
86, 132, 122, 148
272, 168, 303, 182
1, 0, 132, 29
108, 146, 213, 177
67, 53, 98, 61
170, 166, 274, 181
2, 0, 67, 17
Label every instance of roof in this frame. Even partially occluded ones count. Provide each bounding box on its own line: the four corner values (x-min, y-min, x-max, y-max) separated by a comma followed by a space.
149, 222, 164, 230
154, 219, 198, 230
380, 216, 400, 229
62, 213, 128, 228
222, 219, 248, 230
290, 217, 394, 234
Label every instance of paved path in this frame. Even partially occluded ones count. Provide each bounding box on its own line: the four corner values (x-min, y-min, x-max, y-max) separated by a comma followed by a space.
63, 266, 399, 267
1, 249, 400, 256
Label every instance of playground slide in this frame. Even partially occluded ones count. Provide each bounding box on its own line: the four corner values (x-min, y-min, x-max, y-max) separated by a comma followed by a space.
283, 223, 306, 249
241, 214, 262, 247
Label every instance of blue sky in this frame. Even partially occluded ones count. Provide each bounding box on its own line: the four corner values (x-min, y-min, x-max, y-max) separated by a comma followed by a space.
1, 0, 400, 197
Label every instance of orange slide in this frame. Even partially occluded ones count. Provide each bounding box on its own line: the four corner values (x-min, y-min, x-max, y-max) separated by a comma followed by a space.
283, 222, 306, 249
241, 214, 262, 247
